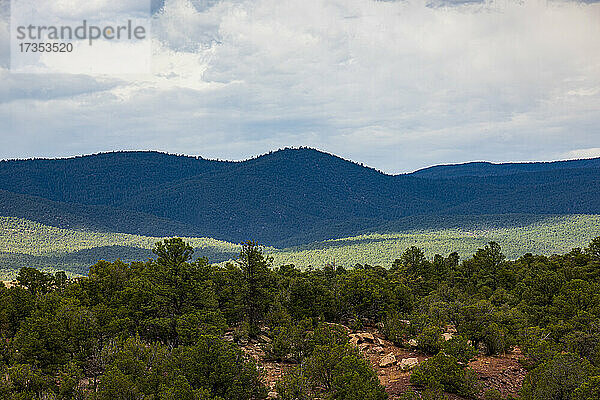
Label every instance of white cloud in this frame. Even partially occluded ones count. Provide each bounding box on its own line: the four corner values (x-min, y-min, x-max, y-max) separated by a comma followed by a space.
1, 0, 599, 172
12, 0, 150, 20
0, 69, 120, 102
562, 147, 600, 160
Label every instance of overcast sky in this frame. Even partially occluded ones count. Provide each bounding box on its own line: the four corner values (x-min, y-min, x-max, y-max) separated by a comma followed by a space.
1, 0, 599, 173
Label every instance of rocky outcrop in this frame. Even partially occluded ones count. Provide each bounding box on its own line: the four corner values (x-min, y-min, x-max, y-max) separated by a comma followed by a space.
399, 357, 419, 370
379, 353, 397, 367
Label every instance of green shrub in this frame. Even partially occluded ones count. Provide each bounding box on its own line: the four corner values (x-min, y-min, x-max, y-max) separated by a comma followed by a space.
455, 302, 514, 356
420, 300, 455, 328
57, 362, 84, 400
336, 269, 390, 322
456, 300, 494, 350
267, 320, 313, 362
0, 363, 54, 399
410, 353, 478, 397
265, 300, 292, 328
349, 318, 364, 332
329, 351, 388, 400
397, 391, 421, 400
381, 313, 410, 346
521, 353, 594, 400
310, 323, 349, 352
484, 389, 503, 400
417, 325, 444, 355
398, 387, 449, 400
276, 368, 313, 400
173, 335, 267, 400
267, 325, 295, 361
159, 375, 209, 400
176, 310, 227, 345
97, 336, 267, 400
563, 331, 600, 367
287, 276, 332, 321
277, 332, 387, 400
481, 322, 508, 356
573, 376, 600, 400
441, 335, 477, 363
519, 327, 559, 370
233, 322, 250, 343
266, 320, 346, 363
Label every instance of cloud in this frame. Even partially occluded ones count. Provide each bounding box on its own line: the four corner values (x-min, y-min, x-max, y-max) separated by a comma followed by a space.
12, 0, 150, 20
1, 0, 599, 173
0, 70, 120, 102
562, 148, 600, 160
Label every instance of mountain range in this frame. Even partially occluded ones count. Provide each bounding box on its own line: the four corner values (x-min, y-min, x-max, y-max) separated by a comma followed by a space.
1, 148, 599, 246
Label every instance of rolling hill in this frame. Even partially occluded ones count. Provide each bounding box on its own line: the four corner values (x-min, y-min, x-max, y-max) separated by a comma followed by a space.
410, 158, 600, 179
0, 216, 241, 277
0, 148, 599, 246
0, 189, 205, 237
1, 214, 599, 279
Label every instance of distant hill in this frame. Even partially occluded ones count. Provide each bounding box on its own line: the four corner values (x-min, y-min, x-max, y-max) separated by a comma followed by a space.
1, 214, 599, 278
0, 189, 204, 237
0, 216, 241, 277
273, 214, 600, 268
410, 158, 600, 178
0, 148, 599, 245
0, 151, 231, 206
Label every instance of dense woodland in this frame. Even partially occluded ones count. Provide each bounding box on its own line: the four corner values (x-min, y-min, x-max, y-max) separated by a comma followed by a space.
1, 149, 599, 245
1, 237, 600, 399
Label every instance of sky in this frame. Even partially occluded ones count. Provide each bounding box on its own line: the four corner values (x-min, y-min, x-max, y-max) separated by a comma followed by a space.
0, 0, 599, 173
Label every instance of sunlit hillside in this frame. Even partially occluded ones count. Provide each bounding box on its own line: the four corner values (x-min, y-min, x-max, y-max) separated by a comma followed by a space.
2, 214, 599, 278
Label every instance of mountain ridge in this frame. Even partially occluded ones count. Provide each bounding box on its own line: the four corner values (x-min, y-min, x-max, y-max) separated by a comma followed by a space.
0, 148, 599, 246
409, 157, 600, 178
4, 147, 599, 176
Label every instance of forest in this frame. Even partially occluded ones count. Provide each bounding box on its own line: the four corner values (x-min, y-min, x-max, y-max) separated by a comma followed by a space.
2, 214, 600, 279
1, 149, 599, 246
1, 237, 599, 399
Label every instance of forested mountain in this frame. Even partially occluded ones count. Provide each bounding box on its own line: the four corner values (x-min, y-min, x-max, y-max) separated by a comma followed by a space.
0, 151, 231, 206
410, 157, 600, 178
1, 148, 599, 245
0, 189, 204, 237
